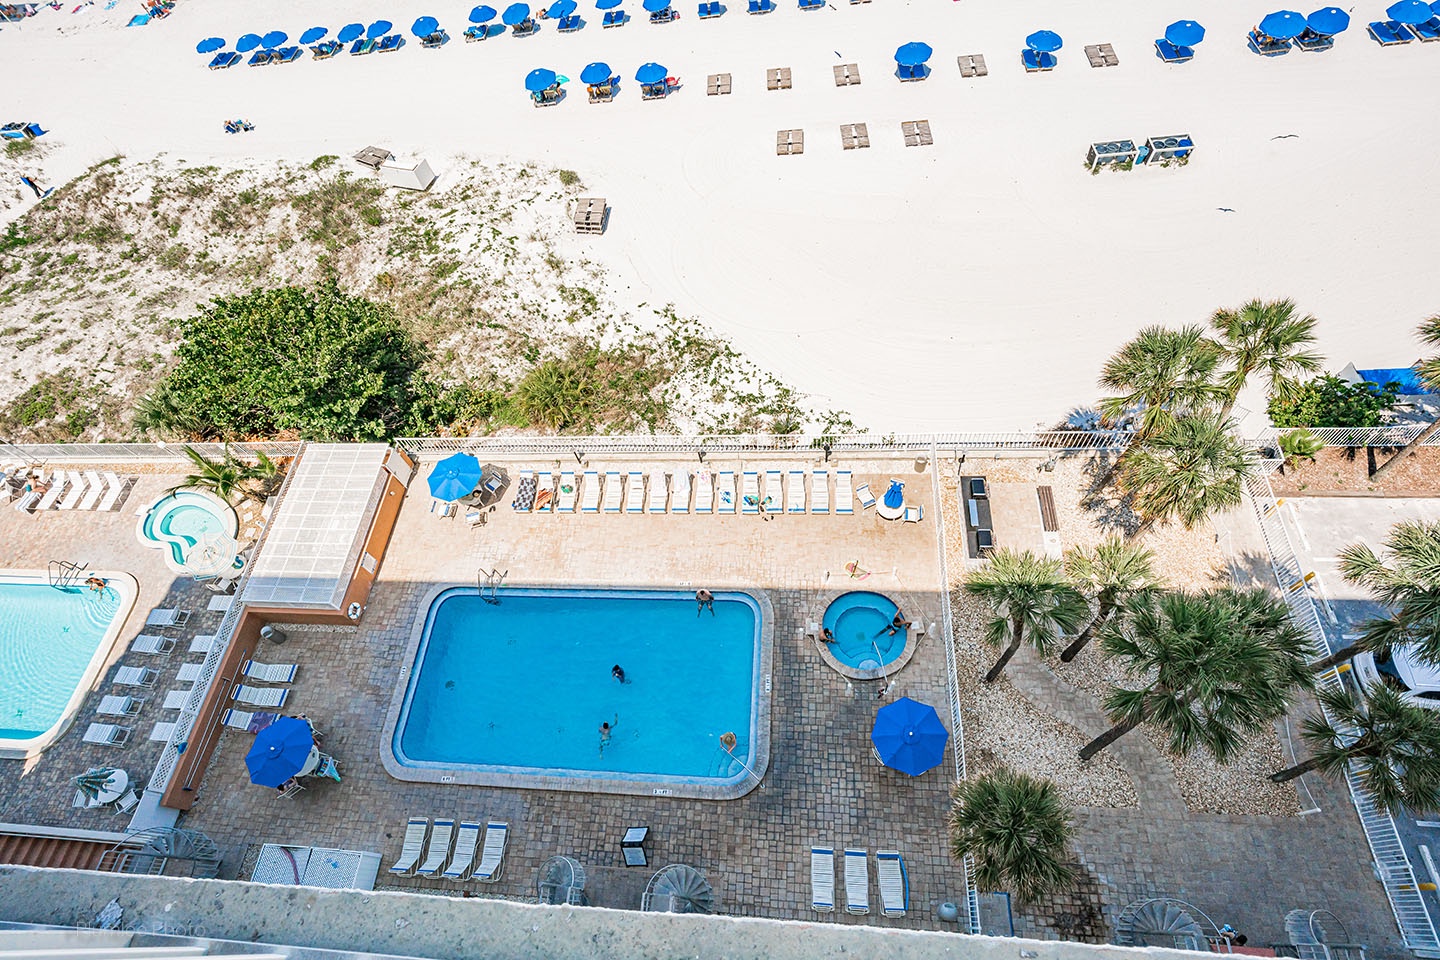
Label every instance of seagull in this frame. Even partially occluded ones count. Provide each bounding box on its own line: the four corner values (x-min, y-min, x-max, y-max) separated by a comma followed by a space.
1217, 207, 1236, 212
1271, 134, 1299, 140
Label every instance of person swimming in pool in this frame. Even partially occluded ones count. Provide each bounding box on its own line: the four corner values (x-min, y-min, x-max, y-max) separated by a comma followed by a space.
696, 589, 715, 616
85, 576, 107, 593
599, 714, 618, 756
821, 627, 836, 643
882, 609, 912, 637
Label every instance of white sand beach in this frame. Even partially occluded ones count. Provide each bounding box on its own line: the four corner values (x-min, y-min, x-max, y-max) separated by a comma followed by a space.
3, 0, 1436, 431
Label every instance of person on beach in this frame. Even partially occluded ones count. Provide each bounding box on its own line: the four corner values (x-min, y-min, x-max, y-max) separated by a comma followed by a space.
696, 589, 715, 616
20, 176, 44, 199
611, 664, 627, 683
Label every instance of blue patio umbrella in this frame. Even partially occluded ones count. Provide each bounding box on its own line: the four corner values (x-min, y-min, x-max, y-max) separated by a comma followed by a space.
597, 0, 623, 10
635, 61, 667, 84
196, 36, 225, 53
643, 0, 670, 10
1306, 6, 1349, 32
236, 33, 262, 52
894, 41, 933, 65
580, 60, 611, 83
1433, 0, 1440, 16
428, 452, 484, 501
871, 697, 949, 777
470, 4, 497, 21
261, 30, 287, 48
412, 15, 439, 36
367, 19, 393, 38
883, 480, 904, 509
299, 26, 327, 44
1386, 0, 1432, 21
245, 717, 314, 789
1026, 29, 1063, 52
1164, 19, 1205, 45
1258, 9, 1306, 38
525, 67, 558, 91
548, 0, 577, 16
337, 22, 364, 41
503, 3, 531, 24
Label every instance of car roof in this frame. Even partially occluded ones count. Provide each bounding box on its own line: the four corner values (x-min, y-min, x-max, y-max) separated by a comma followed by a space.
1393, 646, 1440, 692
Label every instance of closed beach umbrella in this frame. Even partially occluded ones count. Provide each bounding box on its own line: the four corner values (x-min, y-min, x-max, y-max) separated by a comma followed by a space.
580, 60, 611, 83
367, 19, 393, 38
1258, 10, 1306, 37
196, 36, 225, 53
337, 22, 364, 41
525, 67, 558, 91
429, 452, 484, 500
548, 0, 577, 16
635, 61, 667, 84
871, 697, 949, 777
470, 4, 497, 21
236, 33, 262, 52
71, 767, 117, 804
261, 30, 287, 48
1025, 29, 1063, 52
597, 0, 623, 10
1306, 6, 1349, 32
503, 3, 531, 24
1386, 0, 1432, 21
1164, 19, 1205, 45
883, 480, 904, 509
299, 26, 327, 44
643, 0, 670, 10
245, 717, 315, 789
894, 40, 933, 65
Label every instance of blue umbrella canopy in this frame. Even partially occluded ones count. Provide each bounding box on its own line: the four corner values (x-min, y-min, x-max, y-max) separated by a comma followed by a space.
894, 41, 933, 65
643, 0, 670, 10
1164, 19, 1205, 45
525, 67, 558, 91
871, 697, 949, 777
1306, 6, 1349, 32
1258, 9, 1306, 37
196, 36, 225, 53
548, 0, 577, 15
1433, 0, 1440, 16
245, 718, 314, 789
1386, 0, 1432, 21
597, 0, 623, 9
503, 3, 531, 23
299, 26, 327, 44
261, 30, 287, 48
337, 22, 364, 41
428, 452, 484, 500
635, 61, 667, 83
412, 15, 440, 35
236, 33, 262, 51
367, 19, 393, 38
1025, 29, 1063, 52
882, 480, 904, 509
470, 4, 497, 21
580, 60, 611, 83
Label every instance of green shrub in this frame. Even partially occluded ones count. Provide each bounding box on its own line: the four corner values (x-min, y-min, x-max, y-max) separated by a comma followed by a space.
557, 169, 581, 187
1268, 375, 1399, 428
1277, 428, 1323, 463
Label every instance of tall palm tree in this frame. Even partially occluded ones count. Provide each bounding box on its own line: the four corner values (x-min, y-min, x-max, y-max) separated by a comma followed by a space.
1079, 588, 1314, 762
1371, 315, 1440, 481
965, 550, 1090, 683
175, 445, 250, 503
949, 768, 1074, 903
1119, 415, 1253, 540
1060, 537, 1161, 663
1098, 325, 1225, 444
1308, 520, 1440, 674
1271, 686, 1440, 815
1210, 298, 1323, 422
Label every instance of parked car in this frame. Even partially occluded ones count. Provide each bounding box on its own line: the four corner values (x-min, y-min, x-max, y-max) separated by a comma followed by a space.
1355, 646, 1440, 710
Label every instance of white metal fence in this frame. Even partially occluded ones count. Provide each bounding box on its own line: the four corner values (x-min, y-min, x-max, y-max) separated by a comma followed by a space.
1250, 425, 1440, 449
0, 441, 302, 464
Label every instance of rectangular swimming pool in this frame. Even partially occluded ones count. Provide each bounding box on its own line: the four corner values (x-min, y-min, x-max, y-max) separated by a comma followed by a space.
384, 586, 772, 799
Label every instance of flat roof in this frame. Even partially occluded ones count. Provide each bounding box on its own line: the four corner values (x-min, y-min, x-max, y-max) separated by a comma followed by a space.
242, 443, 391, 609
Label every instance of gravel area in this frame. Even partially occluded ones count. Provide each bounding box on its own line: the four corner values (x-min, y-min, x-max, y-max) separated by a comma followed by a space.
1269, 445, 1440, 497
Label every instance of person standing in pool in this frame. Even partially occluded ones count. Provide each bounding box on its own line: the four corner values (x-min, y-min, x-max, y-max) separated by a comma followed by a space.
612, 664, 628, 683
696, 589, 715, 616
599, 714, 618, 756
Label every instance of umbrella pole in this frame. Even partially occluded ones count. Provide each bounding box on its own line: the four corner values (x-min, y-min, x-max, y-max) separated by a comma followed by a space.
870, 640, 893, 700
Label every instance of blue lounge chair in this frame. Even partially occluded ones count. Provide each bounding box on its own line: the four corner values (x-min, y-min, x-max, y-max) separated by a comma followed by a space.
649, 5, 676, 21
698, 1, 723, 16
896, 62, 929, 80
512, 17, 538, 33
1292, 27, 1335, 50
311, 40, 341, 58
464, 24, 488, 39
350, 37, 378, 54
1247, 28, 1292, 53
421, 29, 448, 47
602, 10, 625, 25
1154, 38, 1194, 61
798, 0, 823, 9
747, 0, 775, 13
1021, 49, 1056, 70
274, 46, 302, 63
1409, 16, 1440, 39
377, 34, 406, 51
557, 13, 582, 29
208, 51, 241, 69
1366, 19, 1414, 43
247, 49, 273, 66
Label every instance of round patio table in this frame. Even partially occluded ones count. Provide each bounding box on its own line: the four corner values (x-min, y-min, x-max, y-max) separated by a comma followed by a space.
876, 501, 904, 521
93, 769, 129, 805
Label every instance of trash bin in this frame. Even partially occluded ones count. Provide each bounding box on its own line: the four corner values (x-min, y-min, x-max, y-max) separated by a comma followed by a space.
260, 625, 288, 645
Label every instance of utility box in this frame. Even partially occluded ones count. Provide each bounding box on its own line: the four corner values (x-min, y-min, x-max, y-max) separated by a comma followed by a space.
378, 157, 437, 191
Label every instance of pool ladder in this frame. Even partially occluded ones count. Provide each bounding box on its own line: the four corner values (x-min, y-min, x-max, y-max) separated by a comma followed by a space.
478, 567, 507, 605
48, 559, 87, 590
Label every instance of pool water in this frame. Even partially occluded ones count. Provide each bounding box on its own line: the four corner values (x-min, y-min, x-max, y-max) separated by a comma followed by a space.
822, 591, 905, 669
0, 579, 124, 743
138, 491, 236, 567
394, 588, 761, 784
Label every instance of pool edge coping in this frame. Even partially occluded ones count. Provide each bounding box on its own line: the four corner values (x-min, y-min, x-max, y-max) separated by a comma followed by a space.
378, 582, 774, 801
815, 588, 924, 682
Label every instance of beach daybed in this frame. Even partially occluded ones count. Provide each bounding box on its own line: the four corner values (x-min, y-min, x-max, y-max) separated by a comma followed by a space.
443, 821, 482, 879
877, 851, 908, 917
625, 471, 645, 513
811, 846, 835, 912
844, 849, 869, 915
84, 723, 131, 747
1367, 19, 1414, 43
1154, 38, 1194, 61
1021, 49, 1057, 70
389, 817, 431, 875
475, 821, 509, 881
418, 819, 456, 877
208, 51, 241, 69
717, 470, 737, 513
1247, 28, 1292, 53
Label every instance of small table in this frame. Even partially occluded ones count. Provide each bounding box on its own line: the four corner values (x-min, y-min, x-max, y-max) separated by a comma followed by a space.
93, 769, 130, 806
876, 501, 904, 521
621, 826, 649, 866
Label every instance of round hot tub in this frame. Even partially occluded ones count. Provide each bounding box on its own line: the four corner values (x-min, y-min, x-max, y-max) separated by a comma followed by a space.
817, 591, 922, 681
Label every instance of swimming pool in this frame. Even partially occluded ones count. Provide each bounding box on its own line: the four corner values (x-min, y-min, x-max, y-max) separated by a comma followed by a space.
134, 490, 239, 574
0, 571, 137, 758
818, 590, 921, 681
384, 586, 773, 799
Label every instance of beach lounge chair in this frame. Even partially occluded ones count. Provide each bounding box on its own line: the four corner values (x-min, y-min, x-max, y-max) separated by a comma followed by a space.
694, 471, 714, 513
855, 482, 877, 510
741, 471, 760, 514
647, 470, 668, 513
1154, 38, 1194, 61
311, 40, 342, 57
377, 34, 406, 51
581, 470, 601, 512
877, 850, 909, 917
601, 471, 622, 512
834, 470, 854, 514
717, 471, 736, 514
421, 28, 449, 46
787, 470, 806, 514
649, 4, 676, 21
799, 0, 822, 8
274, 45, 302, 62
114, 666, 157, 687
698, 1, 722, 16
149, 721, 176, 742
247, 49, 273, 66
57, 471, 88, 510
844, 848, 869, 915
1367, 19, 1414, 43
903, 505, 924, 523
163, 689, 189, 710
1411, 17, 1440, 39
443, 821, 483, 879
36, 475, 67, 511
474, 821, 509, 881
97, 694, 143, 717
602, 9, 626, 25
464, 24, 488, 39
763, 469, 782, 513
1022, 49, 1057, 71
747, 0, 775, 12
417, 818, 456, 877
811, 471, 830, 514
208, 51, 240, 69
78, 471, 104, 511
146, 607, 190, 628
811, 846, 835, 912
176, 664, 204, 683
131, 634, 175, 655
83, 723, 130, 747
242, 660, 298, 683
557, 470, 578, 512
98, 472, 125, 511
671, 470, 691, 513
1248, 27, 1293, 52
1292, 26, 1335, 49
389, 817, 431, 875
350, 37, 378, 54
231, 684, 288, 708
557, 13, 581, 30
189, 634, 216, 654
626, 471, 645, 513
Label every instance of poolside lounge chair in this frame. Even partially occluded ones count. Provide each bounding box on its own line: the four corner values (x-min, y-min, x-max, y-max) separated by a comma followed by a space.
811, 846, 835, 912
208, 51, 241, 69
114, 666, 157, 687
811, 471, 830, 514
113, 786, 141, 815
647, 470, 668, 513
626, 471, 645, 514
581, 470, 601, 512
189, 634, 216, 654
844, 848, 869, 915
474, 821, 509, 881
57, 471, 88, 510
741, 471, 760, 514
149, 721, 176, 742
695, 471, 714, 513
130, 634, 175, 655
855, 482, 876, 510
557, 470, 578, 512
243, 660, 298, 683
603, 471, 624, 512
221, 708, 272, 731
36, 475, 67, 511
417, 818, 456, 877
511, 469, 537, 511
903, 505, 924, 523
443, 821, 483, 879
717, 470, 736, 514
162, 689, 189, 710
671, 470, 691, 513
176, 664, 204, 683
231, 684, 288, 708
84, 723, 131, 747
389, 817, 431, 875
1367, 19, 1414, 43
787, 470, 806, 514
834, 470, 854, 514
12, 490, 39, 514
1154, 38, 1195, 61
764, 469, 782, 513
97, 473, 124, 511
97, 694, 143, 717
146, 607, 190, 628
877, 850, 909, 917
78, 470, 104, 511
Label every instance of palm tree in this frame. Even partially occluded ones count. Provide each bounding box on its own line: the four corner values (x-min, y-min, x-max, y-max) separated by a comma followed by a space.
965, 550, 1090, 683
1119, 415, 1253, 540
1079, 588, 1314, 762
1271, 686, 1440, 816
1308, 520, 1440, 674
949, 768, 1074, 903
1210, 298, 1323, 422
1098, 325, 1225, 444
244, 451, 284, 500
175, 446, 273, 504
1059, 538, 1161, 663
1371, 315, 1440, 481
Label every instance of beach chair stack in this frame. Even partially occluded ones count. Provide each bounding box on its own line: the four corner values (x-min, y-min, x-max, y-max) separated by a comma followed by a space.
388, 817, 508, 883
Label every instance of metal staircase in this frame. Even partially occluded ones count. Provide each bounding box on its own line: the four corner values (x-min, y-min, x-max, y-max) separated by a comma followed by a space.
47, 559, 86, 590
1115, 898, 1214, 952
97, 828, 220, 878
1284, 909, 1369, 960
477, 567, 506, 604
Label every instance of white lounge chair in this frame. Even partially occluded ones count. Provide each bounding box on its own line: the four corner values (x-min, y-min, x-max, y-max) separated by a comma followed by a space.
717, 471, 736, 514
835, 470, 854, 514
877, 850, 908, 917
113, 786, 141, 815
647, 469, 668, 513
511, 468, 535, 512
443, 820, 483, 880
189, 634, 216, 654
242, 660, 298, 683
83, 723, 130, 746
97, 472, 124, 512
148, 721, 176, 742
694, 470, 714, 514
97, 694, 143, 717
389, 817, 431, 875
36, 475, 67, 511
903, 505, 924, 523
146, 608, 190, 628
603, 471, 623, 512
740, 471, 760, 514
12, 490, 40, 514
114, 666, 157, 687
812, 470, 830, 514
430, 498, 457, 519
163, 689, 190, 710
855, 482, 877, 510
764, 469, 782, 513
176, 663, 204, 683
811, 846, 835, 912
131, 634, 175, 655
78, 471, 104, 511
671, 470, 691, 513
221, 708, 255, 730
844, 848, 869, 915
417, 818, 456, 877
625, 471, 645, 513
474, 820, 509, 881
580, 470, 601, 513
58, 471, 88, 510
557, 470, 578, 513
787, 470, 806, 514
231, 684, 288, 708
